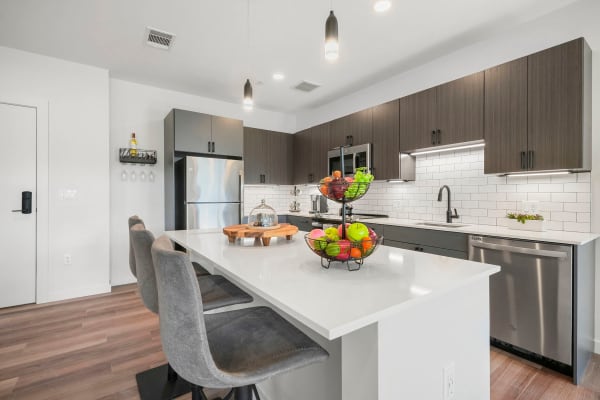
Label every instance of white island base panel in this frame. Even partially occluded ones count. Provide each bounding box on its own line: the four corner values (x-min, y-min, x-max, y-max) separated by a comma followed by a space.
251, 277, 490, 400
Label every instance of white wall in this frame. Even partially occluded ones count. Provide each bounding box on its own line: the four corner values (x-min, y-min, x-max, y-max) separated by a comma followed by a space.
109, 79, 296, 285
0, 46, 110, 302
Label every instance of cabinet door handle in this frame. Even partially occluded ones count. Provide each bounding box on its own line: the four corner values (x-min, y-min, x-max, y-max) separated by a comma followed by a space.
528, 150, 534, 169
211, 142, 215, 153
308, 173, 314, 183
436, 129, 441, 145
520, 151, 526, 169
431, 131, 436, 145
208, 141, 211, 152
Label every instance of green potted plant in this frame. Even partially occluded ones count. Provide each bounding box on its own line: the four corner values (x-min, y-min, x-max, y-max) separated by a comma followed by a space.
506, 212, 545, 231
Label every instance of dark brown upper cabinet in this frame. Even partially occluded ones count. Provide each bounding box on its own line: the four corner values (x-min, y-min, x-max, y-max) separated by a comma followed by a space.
399, 73, 484, 152
527, 38, 591, 172
372, 100, 400, 180
243, 127, 293, 185
329, 109, 373, 149
484, 38, 591, 174
293, 123, 330, 184
484, 57, 528, 174
399, 87, 436, 151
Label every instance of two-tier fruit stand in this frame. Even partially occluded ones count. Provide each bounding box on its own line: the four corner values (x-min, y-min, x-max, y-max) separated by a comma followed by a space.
305, 145, 383, 271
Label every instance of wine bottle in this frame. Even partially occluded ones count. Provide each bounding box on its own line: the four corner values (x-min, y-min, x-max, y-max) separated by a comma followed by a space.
129, 132, 138, 157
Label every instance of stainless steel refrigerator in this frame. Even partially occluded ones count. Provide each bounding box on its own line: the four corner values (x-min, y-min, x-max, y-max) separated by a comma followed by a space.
174, 156, 243, 230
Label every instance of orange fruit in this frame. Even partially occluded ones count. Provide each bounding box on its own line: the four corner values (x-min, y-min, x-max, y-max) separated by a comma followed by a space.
350, 247, 362, 259
362, 237, 373, 252
323, 176, 333, 183
319, 184, 329, 195
332, 170, 342, 179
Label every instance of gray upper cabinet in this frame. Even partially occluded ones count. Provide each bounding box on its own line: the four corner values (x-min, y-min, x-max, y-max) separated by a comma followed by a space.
170, 109, 243, 157
173, 109, 212, 154
244, 127, 293, 185
399, 73, 484, 152
212, 116, 243, 157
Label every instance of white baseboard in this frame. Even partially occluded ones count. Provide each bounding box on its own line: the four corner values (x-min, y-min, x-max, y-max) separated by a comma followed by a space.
41, 283, 111, 304
110, 276, 137, 286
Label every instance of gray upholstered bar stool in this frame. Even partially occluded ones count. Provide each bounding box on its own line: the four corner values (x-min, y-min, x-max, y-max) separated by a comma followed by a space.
130, 223, 253, 400
128, 215, 210, 277
151, 234, 329, 400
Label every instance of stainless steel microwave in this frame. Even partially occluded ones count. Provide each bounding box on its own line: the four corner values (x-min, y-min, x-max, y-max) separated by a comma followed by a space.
327, 143, 371, 176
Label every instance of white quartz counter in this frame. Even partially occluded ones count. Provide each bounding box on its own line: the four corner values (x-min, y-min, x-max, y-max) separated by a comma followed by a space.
285, 213, 599, 245
367, 217, 600, 245
166, 229, 499, 340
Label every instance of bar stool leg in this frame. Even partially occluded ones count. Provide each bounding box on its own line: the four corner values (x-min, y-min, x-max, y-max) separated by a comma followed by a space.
233, 386, 253, 400
167, 363, 178, 382
191, 384, 208, 400
251, 384, 261, 400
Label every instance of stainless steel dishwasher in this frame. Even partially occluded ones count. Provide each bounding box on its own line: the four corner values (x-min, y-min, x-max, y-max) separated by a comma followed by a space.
468, 235, 573, 369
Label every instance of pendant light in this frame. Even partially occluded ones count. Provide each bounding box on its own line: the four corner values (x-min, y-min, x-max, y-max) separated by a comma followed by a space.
373, 0, 392, 13
243, 79, 253, 111
324, 8, 339, 62
243, 0, 254, 110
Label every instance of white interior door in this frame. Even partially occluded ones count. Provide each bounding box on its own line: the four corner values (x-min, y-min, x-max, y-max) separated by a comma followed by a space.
0, 103, 37, 308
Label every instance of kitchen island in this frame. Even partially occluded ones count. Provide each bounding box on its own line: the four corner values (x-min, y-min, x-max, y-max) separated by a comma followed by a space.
166, 229, 500, 400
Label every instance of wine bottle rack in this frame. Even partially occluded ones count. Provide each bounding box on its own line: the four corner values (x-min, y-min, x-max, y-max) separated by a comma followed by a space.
119, 148, 157, 165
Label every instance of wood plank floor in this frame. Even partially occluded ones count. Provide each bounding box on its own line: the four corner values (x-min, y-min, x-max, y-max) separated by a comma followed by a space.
0, 284, 599, 399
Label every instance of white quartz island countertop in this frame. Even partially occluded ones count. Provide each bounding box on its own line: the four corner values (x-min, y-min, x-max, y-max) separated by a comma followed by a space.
166, 229, 500, 340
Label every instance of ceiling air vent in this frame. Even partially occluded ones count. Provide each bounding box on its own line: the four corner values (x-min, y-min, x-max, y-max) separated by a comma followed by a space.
294, 81, 321, 92
146, 27, 175, 50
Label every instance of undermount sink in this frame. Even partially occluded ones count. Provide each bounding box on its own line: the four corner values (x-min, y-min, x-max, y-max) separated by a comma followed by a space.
416, 222, 469, 228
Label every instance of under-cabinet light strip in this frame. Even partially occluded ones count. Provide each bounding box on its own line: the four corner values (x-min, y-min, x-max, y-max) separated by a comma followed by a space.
506, 171, 571, 178
409, 143, 485, 156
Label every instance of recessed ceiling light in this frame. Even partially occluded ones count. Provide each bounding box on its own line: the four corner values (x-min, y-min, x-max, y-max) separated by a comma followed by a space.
273, 73, 285, 81
373, 0, 391, 13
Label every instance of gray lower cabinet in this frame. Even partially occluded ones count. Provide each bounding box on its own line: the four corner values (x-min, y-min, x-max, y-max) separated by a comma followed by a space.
287, 215, 313, 232
382, 225, 468, 259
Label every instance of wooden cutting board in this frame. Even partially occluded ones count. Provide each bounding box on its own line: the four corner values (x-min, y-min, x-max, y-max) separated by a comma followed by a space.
223, 223, 299, 246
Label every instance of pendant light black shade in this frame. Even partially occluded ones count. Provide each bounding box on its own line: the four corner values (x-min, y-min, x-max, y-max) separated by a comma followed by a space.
243, 78, 253, 110
324, 10, 339, 61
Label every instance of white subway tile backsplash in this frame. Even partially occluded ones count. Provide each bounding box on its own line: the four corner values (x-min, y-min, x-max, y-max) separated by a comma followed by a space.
538, 184, 564, 193
245, 150, 592, 233
551, 212, 577, 222
551, 193, 577, 202
564, 183, 590, 193
564, 202, 591, 213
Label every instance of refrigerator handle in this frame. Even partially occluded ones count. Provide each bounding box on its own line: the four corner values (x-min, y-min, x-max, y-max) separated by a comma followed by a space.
239, 170, 244, 224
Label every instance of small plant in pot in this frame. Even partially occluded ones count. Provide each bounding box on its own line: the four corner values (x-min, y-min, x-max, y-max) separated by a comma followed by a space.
506, 212, 545, 231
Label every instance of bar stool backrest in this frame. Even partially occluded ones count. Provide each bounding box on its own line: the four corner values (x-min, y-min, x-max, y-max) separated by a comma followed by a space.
130, 223, 159, 314
151, 235, 227, 388
128, 215, 144, 277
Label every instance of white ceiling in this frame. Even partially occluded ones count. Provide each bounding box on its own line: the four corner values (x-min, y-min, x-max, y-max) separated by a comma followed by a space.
0, 0, 579, 113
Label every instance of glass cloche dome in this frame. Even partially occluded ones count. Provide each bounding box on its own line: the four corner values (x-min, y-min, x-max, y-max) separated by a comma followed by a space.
247, 199, 279, 229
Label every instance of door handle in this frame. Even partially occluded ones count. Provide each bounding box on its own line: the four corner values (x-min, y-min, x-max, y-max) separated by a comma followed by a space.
208, 141, 211, 152
436, 129, 441, 145
520, 151, 526, 169
12, 191, 32, 214
528, 150, 534, 169
211, 142, 215, 153
431, 131, 436, 145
